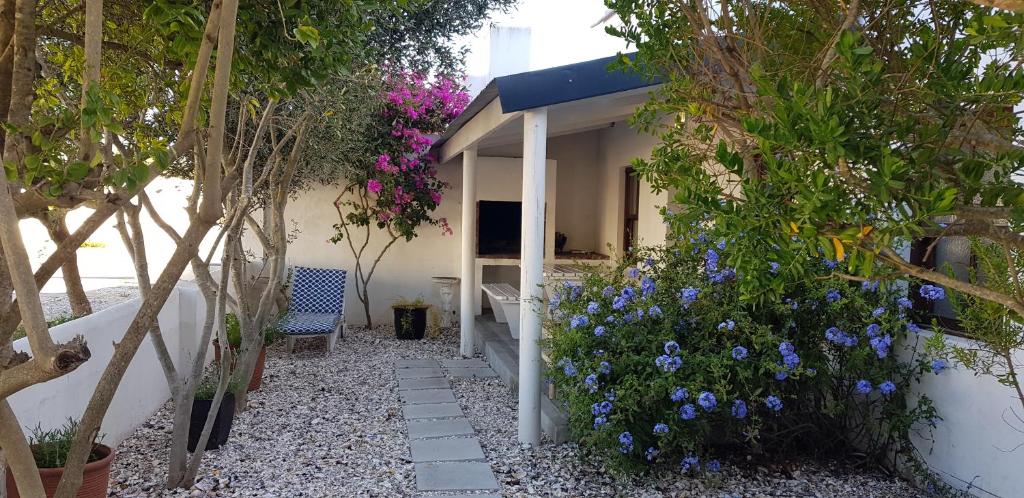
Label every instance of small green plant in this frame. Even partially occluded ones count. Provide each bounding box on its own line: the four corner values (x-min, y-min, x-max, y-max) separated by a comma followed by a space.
223, 313, 279, 348
392, 297, 428, 309
12, 315, 78, 341
194, 371, 241, 401
29, 419, 104, 468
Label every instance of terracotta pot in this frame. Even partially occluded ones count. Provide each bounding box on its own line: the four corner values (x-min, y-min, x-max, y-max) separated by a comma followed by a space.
212, 342, 266, 392
6, 444, 114, 498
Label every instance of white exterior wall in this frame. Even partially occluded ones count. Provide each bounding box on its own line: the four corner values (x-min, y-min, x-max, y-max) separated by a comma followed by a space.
9, 284, 208, 445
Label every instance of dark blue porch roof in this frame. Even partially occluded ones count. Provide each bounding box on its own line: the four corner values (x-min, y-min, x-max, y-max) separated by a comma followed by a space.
432, 53, 660, 153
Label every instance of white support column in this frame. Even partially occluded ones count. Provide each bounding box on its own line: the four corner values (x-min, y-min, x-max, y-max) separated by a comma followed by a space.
459, 147, 478, 357
518, 107, 548, 445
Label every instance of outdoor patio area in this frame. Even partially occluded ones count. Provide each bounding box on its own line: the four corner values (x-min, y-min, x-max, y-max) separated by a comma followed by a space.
106, 327, 926, 497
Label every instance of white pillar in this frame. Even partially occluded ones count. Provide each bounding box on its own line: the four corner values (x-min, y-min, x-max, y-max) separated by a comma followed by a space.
460, 147, 478, 357
518, 107, 547, 445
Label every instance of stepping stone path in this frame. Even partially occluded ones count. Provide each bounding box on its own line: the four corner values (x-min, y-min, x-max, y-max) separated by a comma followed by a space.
394, 358, 501, 496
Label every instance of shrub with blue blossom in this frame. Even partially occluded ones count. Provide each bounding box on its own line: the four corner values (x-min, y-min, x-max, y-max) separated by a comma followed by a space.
545, 236, 939, 473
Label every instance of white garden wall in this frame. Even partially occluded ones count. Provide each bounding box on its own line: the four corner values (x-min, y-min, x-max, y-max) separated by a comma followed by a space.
8, 283, 208, 445
908, 332, 1024, 498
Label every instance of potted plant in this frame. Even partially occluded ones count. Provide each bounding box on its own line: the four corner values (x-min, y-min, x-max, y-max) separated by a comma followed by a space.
5, 420, 114, 498
213, 313, 278, 391
187, 374, 238, 452
392, 298, 429, 340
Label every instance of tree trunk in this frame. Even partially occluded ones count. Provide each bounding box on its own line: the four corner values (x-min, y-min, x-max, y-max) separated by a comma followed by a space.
41, 209, 93, 316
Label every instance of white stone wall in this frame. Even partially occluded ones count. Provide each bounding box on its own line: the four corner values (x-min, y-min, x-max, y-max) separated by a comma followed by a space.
9, 284, 209, 445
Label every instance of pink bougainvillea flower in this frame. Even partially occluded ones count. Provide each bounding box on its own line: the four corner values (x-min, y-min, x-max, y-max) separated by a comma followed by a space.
430, 191, 442, 205
367, 179, 383, 194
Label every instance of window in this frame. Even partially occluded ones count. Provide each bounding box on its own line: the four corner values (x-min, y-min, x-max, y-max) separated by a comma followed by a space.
623, 167, 640, 254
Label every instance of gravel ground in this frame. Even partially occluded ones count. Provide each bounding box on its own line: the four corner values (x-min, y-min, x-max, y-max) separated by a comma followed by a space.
40, 285, 140, 320
108, 326, 925, 498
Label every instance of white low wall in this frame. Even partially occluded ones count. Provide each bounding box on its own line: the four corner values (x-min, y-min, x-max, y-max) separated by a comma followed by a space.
909, 332, 1024, 498
8, 283, 208, 445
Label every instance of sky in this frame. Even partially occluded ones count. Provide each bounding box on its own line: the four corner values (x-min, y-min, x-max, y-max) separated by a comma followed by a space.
459, 0, 631, 92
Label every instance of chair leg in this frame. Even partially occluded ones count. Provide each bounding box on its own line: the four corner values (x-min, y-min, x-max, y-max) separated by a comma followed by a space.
328, 330, 338, 353
286, 336, 295, 354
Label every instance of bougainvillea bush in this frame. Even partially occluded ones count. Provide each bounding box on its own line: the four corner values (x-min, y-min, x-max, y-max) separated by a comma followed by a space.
545, 231, 943, 474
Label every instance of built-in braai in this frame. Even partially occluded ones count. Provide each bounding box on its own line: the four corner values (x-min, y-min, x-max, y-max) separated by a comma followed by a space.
477, 200, 522, 256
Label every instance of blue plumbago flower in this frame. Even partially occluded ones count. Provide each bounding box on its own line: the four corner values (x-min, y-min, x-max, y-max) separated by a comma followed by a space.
697, 232, 708, 243
823, 258, 838, 270
732, 399, 748, 419
705, 249, 720, 272
778, 341, 795, 356
558, 358, 577, 377
769, 261, 780, 274
765, 395, 783, 412
604, 390, 616, 401
826, 289, 842, 303
605, 315, 616, 324
774, 370, 789, 381
602, 285, 615, 298
825, 326, 858, 347
664, 341, 681, 355
679, 404, 697, 420
862, 280, 880, 292
872, 306, 887, 318
627, 267, 641, 279
594, 325, 606, 337
598, 361, 612, 375
548, 294, 561, 310
906, 322, 923, 334
897, 297, 913, 309
706, 460, 722, 473
570, 315, 589, 329
592, 416, 607, 429
621, 286, 637, 301
870, 334, 893, 359
731, 346, 748, 361
645, 256, 655, 268
655, 355, 682, 373
653, 423, 670, 435
618, 432, 634, 453
636, 308, 646, 319
648, 305, 663, 317
612, 296, 627, 310
671, 387, 689, 402
598, 400, 613, 413
716, 240, 727, 250
645, 447, 660, 462
920, 285, 946, 301
855, 379, 872, 394
879, 380, 897, 396
782, 352, 800, 369
584, 373, 599, 393
931, 359, 948, 374
866, 323, 881, 338
679, 287, 700, 307
698, 391, 717, 411
681, 454, 700, 472
718, 320, 736, 331
586, 301, 600, 314
563, 282, 582, 301
593, 349, 606, 356
641, 277, 656, 297
623, 312, 636, 323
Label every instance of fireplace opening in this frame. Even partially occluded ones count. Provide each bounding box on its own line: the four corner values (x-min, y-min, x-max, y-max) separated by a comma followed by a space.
478, 200, 522, 256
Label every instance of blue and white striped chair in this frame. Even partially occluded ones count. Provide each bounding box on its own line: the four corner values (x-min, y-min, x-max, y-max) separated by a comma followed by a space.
277, 266, 347, 353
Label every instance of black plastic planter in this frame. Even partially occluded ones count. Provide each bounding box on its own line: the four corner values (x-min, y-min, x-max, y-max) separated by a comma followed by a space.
394, 307, 428, 340
188, 392, 235, 452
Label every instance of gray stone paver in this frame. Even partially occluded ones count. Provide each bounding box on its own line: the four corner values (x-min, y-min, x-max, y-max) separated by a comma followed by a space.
398, 377, 451, 390
407, 418, 475, 439
402, 402, 465, 420
401, 388, 457, 405
439, 358, 489, 368
417, 495, 502, 498
396, 367, 443, 379
414, 462, 500, 491
409, 437, 485, 462
396, 359, 439, 368
447, 367, 498, 379
399, 359, 500, 493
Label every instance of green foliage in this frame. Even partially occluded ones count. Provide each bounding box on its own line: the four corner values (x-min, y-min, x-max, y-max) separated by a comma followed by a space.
12, 315, 79, 341
194, 371, 242, 401
28, 420, 104, 468
545, 234, 938, 472
223, 313, 278, 348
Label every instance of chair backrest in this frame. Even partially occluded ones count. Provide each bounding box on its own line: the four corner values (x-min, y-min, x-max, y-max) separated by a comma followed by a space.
290, 266, 346, 314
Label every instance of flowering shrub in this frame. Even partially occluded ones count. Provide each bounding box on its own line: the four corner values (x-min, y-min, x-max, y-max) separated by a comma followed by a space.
545, 233, 941, 473
331, 73, 469, 325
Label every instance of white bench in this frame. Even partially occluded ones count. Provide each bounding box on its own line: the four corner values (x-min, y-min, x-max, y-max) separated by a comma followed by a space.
482, 283, 521, 339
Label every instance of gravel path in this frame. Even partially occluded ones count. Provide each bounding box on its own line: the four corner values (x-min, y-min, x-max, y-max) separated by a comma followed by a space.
41, 285, 139, 320
109, 327, 925, 497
